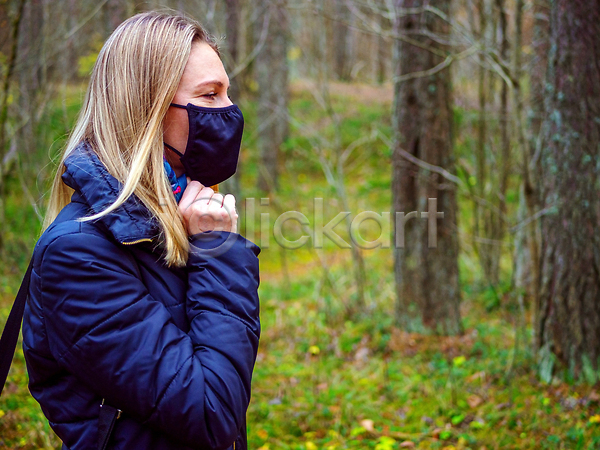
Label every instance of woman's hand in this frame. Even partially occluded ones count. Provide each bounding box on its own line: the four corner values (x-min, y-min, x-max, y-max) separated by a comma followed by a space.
178, 181, 238, 235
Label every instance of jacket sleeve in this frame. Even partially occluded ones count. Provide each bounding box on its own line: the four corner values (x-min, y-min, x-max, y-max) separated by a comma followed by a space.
38, 229, 260, 449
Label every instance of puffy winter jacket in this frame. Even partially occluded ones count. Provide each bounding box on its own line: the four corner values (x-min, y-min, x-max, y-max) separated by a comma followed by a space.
22, 143, 261, 450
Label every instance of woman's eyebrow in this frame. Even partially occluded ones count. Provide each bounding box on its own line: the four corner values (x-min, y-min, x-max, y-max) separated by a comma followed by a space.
195, 80, 228, 89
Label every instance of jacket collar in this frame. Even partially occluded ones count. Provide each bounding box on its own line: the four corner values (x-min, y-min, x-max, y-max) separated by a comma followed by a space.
61, 142, 159, 244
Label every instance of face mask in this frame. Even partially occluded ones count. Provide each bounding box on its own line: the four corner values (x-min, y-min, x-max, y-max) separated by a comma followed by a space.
164, 103, 244, 187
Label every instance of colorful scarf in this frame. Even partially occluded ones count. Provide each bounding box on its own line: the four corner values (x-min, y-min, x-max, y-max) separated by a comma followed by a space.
163, 157, 187, 203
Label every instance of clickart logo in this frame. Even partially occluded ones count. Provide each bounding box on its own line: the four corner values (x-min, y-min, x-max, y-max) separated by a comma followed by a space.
243, 197, 444, 250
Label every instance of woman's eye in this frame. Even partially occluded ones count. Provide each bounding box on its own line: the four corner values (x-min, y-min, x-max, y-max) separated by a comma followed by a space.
203, 92, 217, 99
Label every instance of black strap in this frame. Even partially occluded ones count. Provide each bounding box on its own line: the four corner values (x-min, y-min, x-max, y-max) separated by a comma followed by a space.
98, 400, 121, 450
163, 141, 184, 157
0, 259, 33, 395
0, 260, 120, 449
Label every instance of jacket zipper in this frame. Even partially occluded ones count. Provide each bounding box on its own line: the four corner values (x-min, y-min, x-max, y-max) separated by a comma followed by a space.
121, 238, 153, 245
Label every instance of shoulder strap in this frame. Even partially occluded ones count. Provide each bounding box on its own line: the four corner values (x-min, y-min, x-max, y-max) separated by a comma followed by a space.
98, 399, 121, 450
0, 258, 34, 396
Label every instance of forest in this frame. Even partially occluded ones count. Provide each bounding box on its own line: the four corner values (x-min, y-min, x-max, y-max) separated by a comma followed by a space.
0, 0, 599, 449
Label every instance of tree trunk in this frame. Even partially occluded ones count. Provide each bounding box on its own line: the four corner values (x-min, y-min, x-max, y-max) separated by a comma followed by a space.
220, 0, 242, 201
104, 0, 126, 35
332, 0, 351, 81
474, 0, 488, 282
537, 0, 600, 380
256, 0, 289, 193
513, 0, 547, 310
225, 0, 241, 102
376, 10, 388, 84
392, 0, 462, 335
0, 0, 27, 254
493, 0, 509, 287
373, 0, 391, 85
17, 0, 44, 160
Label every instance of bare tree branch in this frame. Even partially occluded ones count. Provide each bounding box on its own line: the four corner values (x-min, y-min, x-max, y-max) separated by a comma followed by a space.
509, 206, 555, 234
228, 12, 271, 80
64, 0, 112, 39
392, 46, 477, 83
377, 130, 463, 186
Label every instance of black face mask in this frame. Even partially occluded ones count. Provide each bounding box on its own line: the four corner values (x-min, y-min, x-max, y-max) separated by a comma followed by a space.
164, 103, 244, 186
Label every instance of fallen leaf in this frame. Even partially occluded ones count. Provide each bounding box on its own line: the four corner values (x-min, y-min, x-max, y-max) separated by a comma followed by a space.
467, 394, 483, 408
355, 347, 370, 362
360, 419, 375, 432
257, 429, 268, 439
467, 371, 486, 382
399, 441, 415, 448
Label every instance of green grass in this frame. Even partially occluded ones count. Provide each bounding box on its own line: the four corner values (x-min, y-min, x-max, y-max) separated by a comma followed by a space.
1, 81, 599, 449
245, 256, 600, 450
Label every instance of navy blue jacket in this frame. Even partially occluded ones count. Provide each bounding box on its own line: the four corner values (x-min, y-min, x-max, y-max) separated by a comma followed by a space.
22, 144, 261, 449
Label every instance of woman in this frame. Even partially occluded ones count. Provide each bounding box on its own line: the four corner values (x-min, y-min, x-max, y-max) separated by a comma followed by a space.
21, 11, 260, 450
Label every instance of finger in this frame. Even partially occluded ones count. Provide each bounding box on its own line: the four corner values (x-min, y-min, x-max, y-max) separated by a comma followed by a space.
179, 181, 204, 213
223, 194, 237, 217
207, 193, 229, 225
223, 194, 238, 234
197, 186, 215, 204
208, 193, 224, 209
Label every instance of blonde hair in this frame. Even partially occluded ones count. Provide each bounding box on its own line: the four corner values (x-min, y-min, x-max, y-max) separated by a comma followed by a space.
44, 12, 218, 267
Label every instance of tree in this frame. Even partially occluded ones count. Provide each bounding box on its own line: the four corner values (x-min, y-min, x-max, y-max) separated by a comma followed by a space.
332, 0, 352, 81
224, 0, 241, 103
218, 0, 243, 200
512, 0, 547, 337
0, 0, 27, 253
255, 0, 289, 193
391, 0, 462, 335
536, 0, 600, 381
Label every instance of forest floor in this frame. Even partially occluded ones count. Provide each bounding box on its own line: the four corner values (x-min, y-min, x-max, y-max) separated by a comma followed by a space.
1, 81, 599, 449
